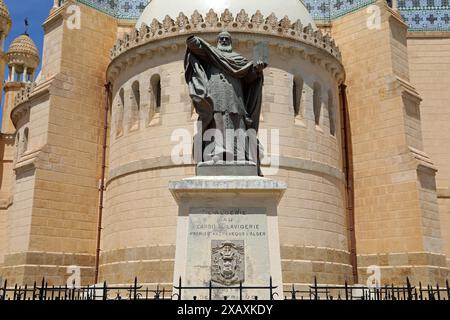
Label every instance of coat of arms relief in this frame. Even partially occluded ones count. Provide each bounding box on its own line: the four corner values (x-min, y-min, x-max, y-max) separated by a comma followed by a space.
211, 240, 245, 286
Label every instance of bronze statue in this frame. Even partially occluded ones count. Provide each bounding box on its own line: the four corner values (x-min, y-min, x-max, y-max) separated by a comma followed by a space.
184, 31, 267, 175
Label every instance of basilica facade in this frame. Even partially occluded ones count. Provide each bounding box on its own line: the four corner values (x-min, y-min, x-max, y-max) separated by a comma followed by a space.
0, 0, 449, 289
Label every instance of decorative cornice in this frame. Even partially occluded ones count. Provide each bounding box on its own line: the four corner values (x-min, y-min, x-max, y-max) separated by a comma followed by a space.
11, 78, 53, 127
0, 195, 13, 210
14, 82, 37, 106
108, 9, 344, 83
112, 10, 341, 60
13, 144, 51, 174
437, 188, 450, 199
409, 146, 437, 172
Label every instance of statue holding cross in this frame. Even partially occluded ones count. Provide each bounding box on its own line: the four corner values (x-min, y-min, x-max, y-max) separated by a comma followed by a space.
184, 31, 268, 175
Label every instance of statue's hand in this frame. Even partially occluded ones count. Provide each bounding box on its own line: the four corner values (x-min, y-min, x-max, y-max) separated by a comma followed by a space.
254, 60, 266, 72
187, 36, 201, 48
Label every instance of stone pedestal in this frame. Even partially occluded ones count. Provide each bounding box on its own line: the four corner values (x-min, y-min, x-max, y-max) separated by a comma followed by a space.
169, 176, 286, 300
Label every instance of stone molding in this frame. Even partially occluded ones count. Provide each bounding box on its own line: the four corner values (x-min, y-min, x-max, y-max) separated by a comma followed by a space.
357, 251, 448, 268
13, 144, 52, 174
11, 76, 55, 127
107, 9, 344, 84
2, 251, 95, 267
437, 188, 450, 199
106, 156, 345, 186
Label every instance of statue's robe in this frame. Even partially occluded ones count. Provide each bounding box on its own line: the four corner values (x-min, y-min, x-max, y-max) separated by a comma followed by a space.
184, 36, 264, 174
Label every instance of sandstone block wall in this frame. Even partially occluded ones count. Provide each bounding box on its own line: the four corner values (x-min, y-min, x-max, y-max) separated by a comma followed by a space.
331, 1, 448, 284
407, 34, 450, 270
0, 2, 118, 285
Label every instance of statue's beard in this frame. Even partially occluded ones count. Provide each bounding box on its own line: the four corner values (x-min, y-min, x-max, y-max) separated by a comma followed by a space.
218, 44, 232, 53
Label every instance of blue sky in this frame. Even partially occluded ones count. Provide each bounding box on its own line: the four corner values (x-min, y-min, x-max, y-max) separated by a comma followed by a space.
1, 0, 53, 123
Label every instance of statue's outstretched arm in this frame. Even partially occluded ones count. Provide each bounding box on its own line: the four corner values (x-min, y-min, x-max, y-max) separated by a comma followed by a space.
186, 36, 209, 60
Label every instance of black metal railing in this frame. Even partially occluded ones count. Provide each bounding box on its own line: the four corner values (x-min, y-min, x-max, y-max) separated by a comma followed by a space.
283, 277, 450, 301
1, 276, 449, 301
172, 276, 278, 300
0, 277, 172, 301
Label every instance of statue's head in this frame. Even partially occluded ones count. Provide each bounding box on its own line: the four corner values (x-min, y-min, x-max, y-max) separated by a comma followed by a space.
217, 31, 232, 53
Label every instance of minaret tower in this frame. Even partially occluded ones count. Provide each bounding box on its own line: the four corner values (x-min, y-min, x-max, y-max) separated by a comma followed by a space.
2, 30, 39, 133
0, 0, 11, 127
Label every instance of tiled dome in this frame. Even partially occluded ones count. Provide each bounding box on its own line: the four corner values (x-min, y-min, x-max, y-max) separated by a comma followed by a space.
7, 34, 39, 60
0, 0, 10, 22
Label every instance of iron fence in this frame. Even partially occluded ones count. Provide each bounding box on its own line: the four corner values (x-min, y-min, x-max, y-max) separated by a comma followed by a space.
283, 277, 450, 301
0, 276, 449, 301
172, 276, 278, 300
0, 277, 172, 301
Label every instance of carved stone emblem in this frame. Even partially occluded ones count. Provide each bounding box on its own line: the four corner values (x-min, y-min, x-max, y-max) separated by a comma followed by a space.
211, 240, 244, 286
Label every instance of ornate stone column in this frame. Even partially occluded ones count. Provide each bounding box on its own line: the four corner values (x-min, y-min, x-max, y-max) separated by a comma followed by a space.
10, 64, 15, 82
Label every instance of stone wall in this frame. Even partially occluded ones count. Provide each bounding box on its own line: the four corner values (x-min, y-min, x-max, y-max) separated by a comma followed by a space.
331, 1, 448, 284
407, 34, 450, 270
0, 2, 118, 285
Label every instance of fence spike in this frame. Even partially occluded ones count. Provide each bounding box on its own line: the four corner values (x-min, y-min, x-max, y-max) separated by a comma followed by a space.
344, 280, 348, 300
2, 278, 7, 300
436, 283, 441, 300
446, 279, 449, 300
314, 276, 318, 300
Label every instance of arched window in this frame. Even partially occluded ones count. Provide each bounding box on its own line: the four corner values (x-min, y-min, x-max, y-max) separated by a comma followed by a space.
292, 76, 303, 118
149, 74, 162, 126
328, 90, 335, 136
130, 81, 140, 130
22, 128, 29, 154
15, 132, 20, 161
150, 74, 161, 114
313, 82, 322, 126
116, 88, 125, 137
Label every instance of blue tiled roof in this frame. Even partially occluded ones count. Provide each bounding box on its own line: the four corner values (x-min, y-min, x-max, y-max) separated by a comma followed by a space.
76, 0, 450, 31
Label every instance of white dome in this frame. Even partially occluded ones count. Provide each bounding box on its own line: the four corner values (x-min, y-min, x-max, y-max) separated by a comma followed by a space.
136, 0, 316, 29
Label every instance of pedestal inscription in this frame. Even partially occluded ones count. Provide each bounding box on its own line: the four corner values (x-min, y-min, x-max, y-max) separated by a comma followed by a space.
185, 207, 270, 299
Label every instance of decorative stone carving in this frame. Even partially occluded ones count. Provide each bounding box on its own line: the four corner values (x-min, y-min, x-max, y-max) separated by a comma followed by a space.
150, 18, 161, 34
14, 82, 36, 106
251, 10, 264, 27
279, 16, 291, 31
176, 12, 189, 29
108, 10, 344, 84
205, 9, 218, 26
139, 23, 149, 39
220, 9, 233, 25
190, 10, 203, 26
211, 240, 245, 286
314, 30, 323, 42
236, 9, 249, 26
292, 19, 303, 34
304, 23, 314, 36
162, 15, 174, 32
265, 13, 278, 29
